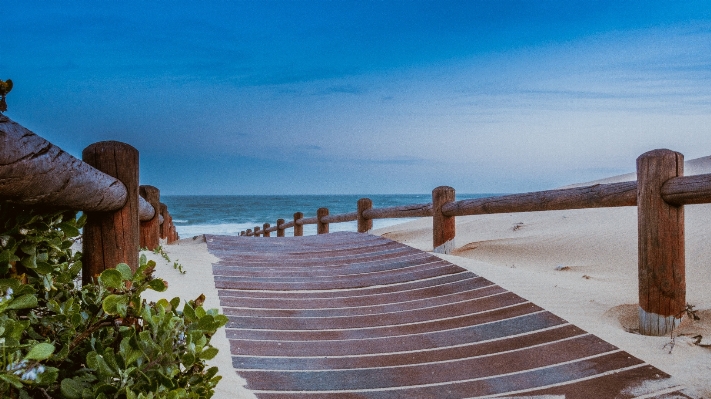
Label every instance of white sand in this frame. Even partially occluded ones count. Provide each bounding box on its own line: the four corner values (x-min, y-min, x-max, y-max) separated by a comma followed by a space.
373, 156, 711, 397
141, 237, 257, 399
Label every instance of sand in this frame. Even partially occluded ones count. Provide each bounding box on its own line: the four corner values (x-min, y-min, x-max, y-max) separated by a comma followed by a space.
373, 156, 711, 398
144, 155, 711, 397
141, 237, 257, 399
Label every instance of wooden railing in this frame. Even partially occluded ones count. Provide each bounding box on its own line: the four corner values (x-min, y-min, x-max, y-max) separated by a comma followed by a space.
0, 114, 179, 284
240, 149, 711, 337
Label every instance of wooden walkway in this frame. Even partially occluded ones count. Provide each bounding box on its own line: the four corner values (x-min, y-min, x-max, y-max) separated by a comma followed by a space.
205, 232, 688, 398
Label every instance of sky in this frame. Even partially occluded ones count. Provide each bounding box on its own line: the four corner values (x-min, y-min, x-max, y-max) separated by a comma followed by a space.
1, 1, 710, 195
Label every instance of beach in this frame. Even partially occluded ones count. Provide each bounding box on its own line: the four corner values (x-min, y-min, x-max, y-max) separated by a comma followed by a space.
145, 156, 711, 398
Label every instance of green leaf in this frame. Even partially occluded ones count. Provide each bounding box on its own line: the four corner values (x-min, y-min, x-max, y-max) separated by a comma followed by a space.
147, 279, 167, 292
99, 269, 124, 289
25, 342, 55, 360
7, 293, 38, 310
0, 373, 24, 388
198, 347, 219, 360
181, 353, 195, 367
102, 294, 128, 316
115, 263, 133, 281
169, 297, 180, 310
58, 222, 80, 237
61, 378, 85, 399
182, 303, 196, 323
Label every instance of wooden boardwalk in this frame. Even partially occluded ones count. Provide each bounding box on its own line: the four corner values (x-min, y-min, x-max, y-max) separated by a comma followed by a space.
205, 232, 688, 398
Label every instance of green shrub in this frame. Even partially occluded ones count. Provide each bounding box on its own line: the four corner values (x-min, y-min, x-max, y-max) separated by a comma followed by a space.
0, 202, 227, 398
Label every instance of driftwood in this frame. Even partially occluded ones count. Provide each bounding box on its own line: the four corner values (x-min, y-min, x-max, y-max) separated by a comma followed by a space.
0, 114, 127, 211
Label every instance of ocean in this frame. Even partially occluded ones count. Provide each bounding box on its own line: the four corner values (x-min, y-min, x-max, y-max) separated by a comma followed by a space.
161, 194, 500, 238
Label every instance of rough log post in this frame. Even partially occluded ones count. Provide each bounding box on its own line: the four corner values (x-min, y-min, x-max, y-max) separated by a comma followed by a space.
246, 229, 253, 237
294, 212, 304, 236
139, 185, 160, 250
317, 208, 329, 234
253, 226, 261, 237
357, 198, 373, 233
159, 203, 168, 240
433, 186, 456, 254
637, 149, 685, 336
82, 141, 139, 284
165, 211, 174, 243
276, 218, 285, 237
263, 223, 271, 237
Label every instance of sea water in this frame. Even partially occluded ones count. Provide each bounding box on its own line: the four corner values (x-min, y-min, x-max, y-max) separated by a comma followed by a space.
161, 194, 499, 238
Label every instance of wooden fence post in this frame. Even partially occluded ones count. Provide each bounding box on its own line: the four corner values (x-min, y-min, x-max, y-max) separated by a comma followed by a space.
276, 218, 285, 237
637, 149, 685, 336
433, 186, 456, 254
357, 198, 373, 233
159, 203, 168, 240
139, 185, 160, 250
294, 212, 304, 236
253, 226, 261, 237
82, 141, 139, 283
317, 207, 329, 234
263, 223, 271, 237
246, 229, 253, 237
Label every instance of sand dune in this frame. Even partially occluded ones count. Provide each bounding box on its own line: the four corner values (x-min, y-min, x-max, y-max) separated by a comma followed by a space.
374, 155, 711, 397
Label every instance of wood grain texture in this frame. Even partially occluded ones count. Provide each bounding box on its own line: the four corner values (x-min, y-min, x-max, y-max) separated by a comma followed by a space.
442, 181, 638, 217
661, 173, 711, 206
362, 203, 433, 219
317, 207, 329, 235
263, 223, 271, 237
433, 186, 456, 254
82, 141, 139, 282
159, 203, 168, 239
293, 212, 303, 237
276, 218, 286, 237
139, 185, 160, 250
637, 149, 685, 336
0, 114, 127, 211
138, 197, 154, 221
357, 197, 373, 233
321, 211, 357, 224
204, 232, 685, 398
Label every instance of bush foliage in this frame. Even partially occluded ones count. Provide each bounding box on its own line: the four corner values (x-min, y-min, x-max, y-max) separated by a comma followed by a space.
0, 202, 227, 398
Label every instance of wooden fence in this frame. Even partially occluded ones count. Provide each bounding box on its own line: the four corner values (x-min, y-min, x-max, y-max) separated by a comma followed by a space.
0, 114, 179, 285
239, 149, 711, 337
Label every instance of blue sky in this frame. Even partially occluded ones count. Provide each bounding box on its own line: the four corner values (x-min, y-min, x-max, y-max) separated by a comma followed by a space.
2, 1, 710, 194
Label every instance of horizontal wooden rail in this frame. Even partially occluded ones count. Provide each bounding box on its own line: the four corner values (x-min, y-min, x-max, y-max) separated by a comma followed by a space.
321, 211, 357, 224
442, 181, 637, 217
138, 197, 154, 221
0, 114, 128, 211
362, 203, 433, 219
296, 216, 318, 225
661, 173, 711, 206
278, 220, 295, 230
